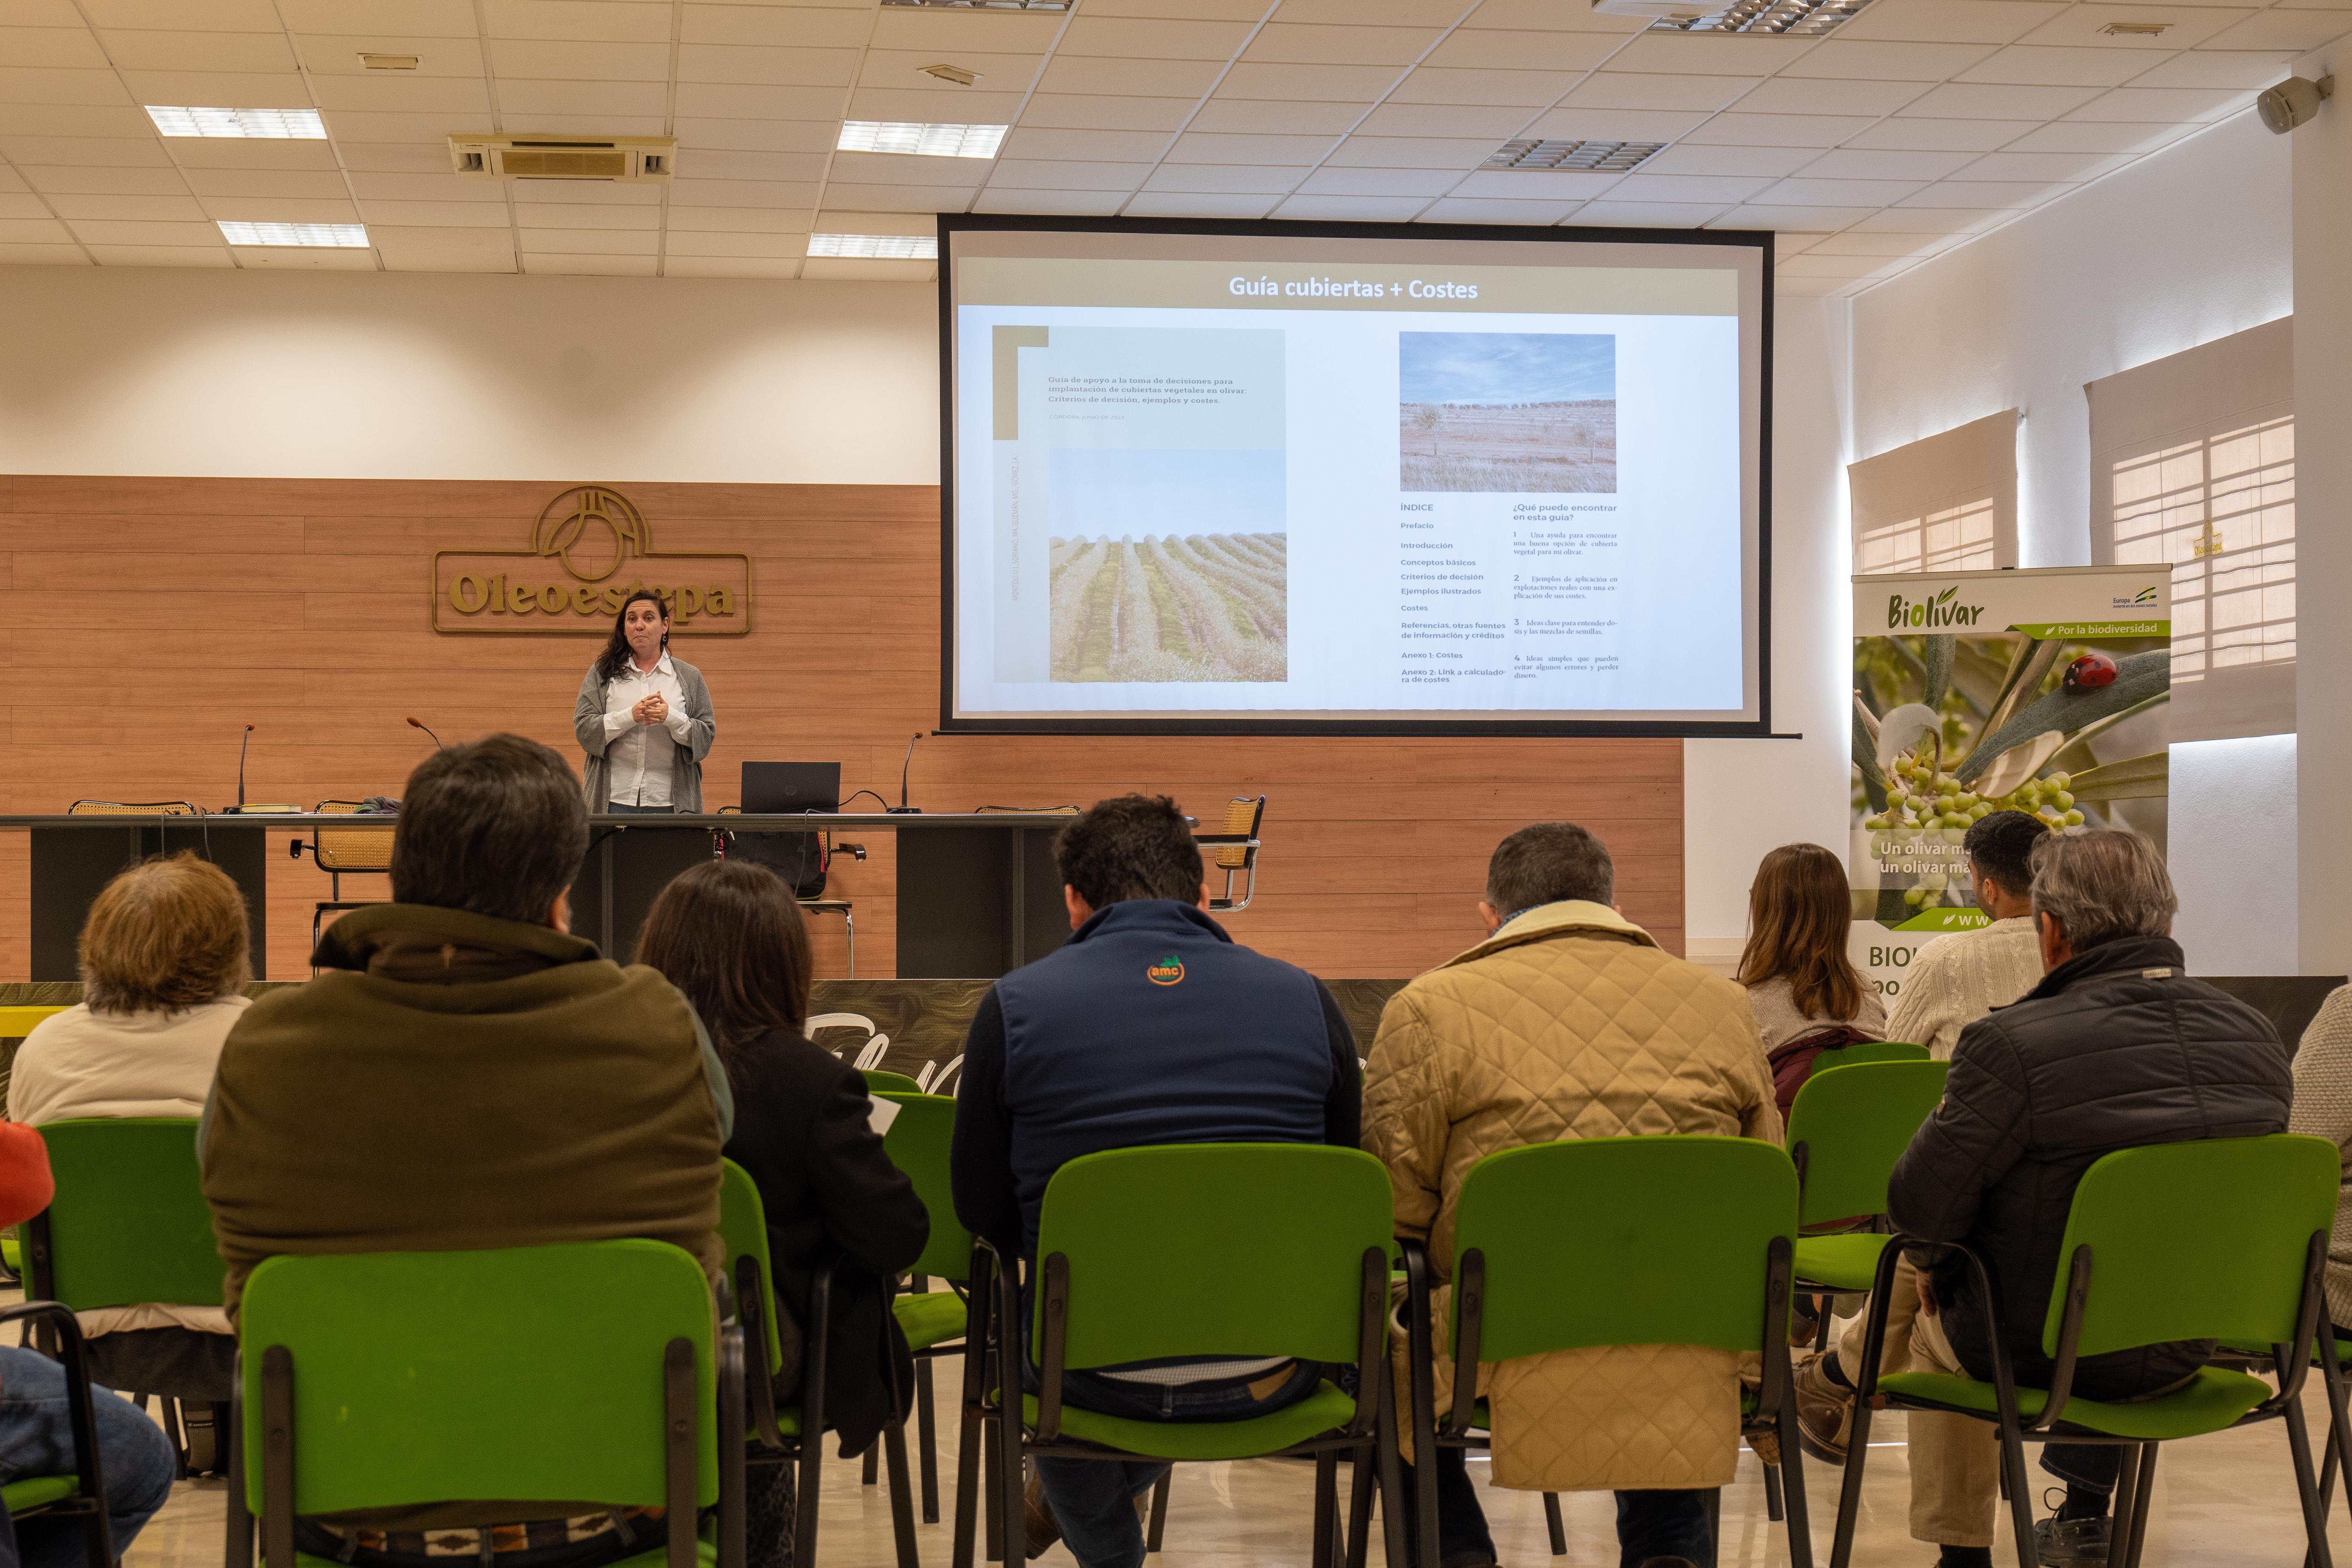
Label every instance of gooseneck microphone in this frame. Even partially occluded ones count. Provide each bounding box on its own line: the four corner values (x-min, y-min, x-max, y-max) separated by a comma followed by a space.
237, 723, 253, 809
406, 716, 445, 750
887, 732, 923, 813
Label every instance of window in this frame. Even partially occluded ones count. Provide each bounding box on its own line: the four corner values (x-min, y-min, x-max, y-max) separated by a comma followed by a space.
2089, 318, 2293, 741
1848, 411, 2018, 577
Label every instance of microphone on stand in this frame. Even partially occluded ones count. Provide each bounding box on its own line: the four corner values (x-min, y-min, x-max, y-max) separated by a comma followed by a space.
406, 716, 445, 750
237, 724, 253, 809
887, 732, 923, 813
222, 724, 295, 814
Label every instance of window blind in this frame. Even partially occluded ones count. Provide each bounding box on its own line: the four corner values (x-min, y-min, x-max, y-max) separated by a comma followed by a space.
1848, 410, 2018, 577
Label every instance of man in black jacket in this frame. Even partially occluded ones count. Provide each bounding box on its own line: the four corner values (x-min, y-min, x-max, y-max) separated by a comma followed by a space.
950, 794, 1360, 1568
1886, 828, 2291, 1568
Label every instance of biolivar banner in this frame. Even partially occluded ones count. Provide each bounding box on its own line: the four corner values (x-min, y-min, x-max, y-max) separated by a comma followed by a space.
1849, 564, 2173, 1007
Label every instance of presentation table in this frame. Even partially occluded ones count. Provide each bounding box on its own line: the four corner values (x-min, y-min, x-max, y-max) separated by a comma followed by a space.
0, 812, 1254, 980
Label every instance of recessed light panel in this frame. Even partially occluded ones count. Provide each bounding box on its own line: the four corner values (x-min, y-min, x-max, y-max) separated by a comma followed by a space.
1484, 139, 1666, 172
1650, 0, 1873, 34
838, 120, 1008, 158
809, 233, 939, 260
148, 106, 327, 139
881, 1, 1071, 10
219, 221, 369, 248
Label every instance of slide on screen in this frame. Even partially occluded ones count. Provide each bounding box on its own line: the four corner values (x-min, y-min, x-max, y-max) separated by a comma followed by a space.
944, 221, 1768, 735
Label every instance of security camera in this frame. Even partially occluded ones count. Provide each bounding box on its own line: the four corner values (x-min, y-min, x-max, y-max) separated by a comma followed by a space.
2258, 74, 2333, 134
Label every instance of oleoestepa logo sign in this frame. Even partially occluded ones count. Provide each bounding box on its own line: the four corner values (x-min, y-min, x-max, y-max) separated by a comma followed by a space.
432, 484, 753, 636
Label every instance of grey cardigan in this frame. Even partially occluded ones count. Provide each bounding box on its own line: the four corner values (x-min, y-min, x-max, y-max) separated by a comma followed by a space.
573, 655, 716, 812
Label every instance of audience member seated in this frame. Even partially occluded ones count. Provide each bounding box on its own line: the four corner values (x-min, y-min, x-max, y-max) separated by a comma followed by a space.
636, 858, 928, 1568
1736, 841, 1888, 1116
950, 794, 1359, 1568
2291, 983, 2352, 1342
9, 851, 249, 1458
0, 1118, 175, 1568
1882, 829, 2289, 1568
1886, 809, 2049, 1060
1364, 822, 1779, 1568
199, 734, 733, 1568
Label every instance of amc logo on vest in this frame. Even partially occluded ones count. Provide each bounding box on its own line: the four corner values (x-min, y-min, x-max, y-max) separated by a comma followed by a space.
432, 485, 753, 636
1146, 954, 1186, 986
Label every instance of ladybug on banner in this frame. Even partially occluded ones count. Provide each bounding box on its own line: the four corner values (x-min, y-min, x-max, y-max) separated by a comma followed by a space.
2063, 652, 2119, 691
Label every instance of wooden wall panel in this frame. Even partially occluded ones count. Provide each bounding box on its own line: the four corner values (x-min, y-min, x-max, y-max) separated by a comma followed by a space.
0, 476, 1683, 981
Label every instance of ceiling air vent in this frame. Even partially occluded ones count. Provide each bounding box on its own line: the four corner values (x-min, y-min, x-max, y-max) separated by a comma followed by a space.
447, 135, 676, 181
1485, 139, 1666, 172
1596, 0, 1874, 33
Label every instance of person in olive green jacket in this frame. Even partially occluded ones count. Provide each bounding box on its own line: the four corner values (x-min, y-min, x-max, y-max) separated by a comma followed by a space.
198, 733, 732, 1564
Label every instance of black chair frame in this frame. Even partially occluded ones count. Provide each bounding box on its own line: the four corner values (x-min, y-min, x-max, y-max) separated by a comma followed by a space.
0, 1301, 116, 1568
1828, 1231, 2348, 1568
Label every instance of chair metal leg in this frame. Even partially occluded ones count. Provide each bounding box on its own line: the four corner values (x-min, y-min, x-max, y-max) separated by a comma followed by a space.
983, 1421, 1002, 1563
1764, 1461, 1784, 1522
164, 1395, 188, 1481
2110, 1444, 2143, 1568
1312, 1451, 1339, 1568
1544, 1491, 1567, 1556
952, 1358, 984, 1568
1996, 1415, 2038, 1568
844, 910, 855, 978
2117, 1443, 2157, 1568
1375, 1362, 1411, 1568
884, 1418, 922, 1568
1148, 1469, 1171, 1553
225, 1375, 253, 1568
1702, 1486, 1721, 1564
1346, 1443, 1376, 1568
1776, 1371, 1815, 1568
2289, 1394, 2338, 1568
1827, 1371, 1876, 1568
1814, 1297, 1833, 1354
918, 1357, 942, 1524
865, 1443, 881, 1487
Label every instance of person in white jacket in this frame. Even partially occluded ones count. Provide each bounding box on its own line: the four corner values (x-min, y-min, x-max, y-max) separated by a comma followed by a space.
7, 850, 250, 1469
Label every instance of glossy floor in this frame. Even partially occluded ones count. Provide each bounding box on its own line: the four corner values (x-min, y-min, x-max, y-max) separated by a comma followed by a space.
114, 1362, 2352, 1568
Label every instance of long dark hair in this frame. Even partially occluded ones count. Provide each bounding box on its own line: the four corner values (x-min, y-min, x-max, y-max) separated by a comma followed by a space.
635, 859, 811, 1083
1736, 842, 1866, 1023
594, 588, 671, 684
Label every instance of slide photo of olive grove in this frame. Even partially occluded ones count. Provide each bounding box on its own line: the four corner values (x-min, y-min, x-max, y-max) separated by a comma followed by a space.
1048, 532, 1287, 683
1400, 332, 1617, 494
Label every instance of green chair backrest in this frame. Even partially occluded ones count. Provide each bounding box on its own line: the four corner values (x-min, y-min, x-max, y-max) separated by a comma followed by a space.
1785, 1059, 1950, 1226
1451, 1136, 1797, 1360
239, 1240, 717, 1516
1812, 1041, 1930, 1072
1034, 1143, 1390, 1371
863, 1069, 924, 1096
2043, 1134, 2338, 1359
35, 1119, 224, 1309
718, 1158, 786, 1377
878, 1093, 972, 1281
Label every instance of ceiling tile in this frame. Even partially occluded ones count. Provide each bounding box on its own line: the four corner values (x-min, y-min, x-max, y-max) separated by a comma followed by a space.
497, 79, 671, 116
1561, 70, 1763, 110
1003, 126, 1174, 161
119, 71, 317, 108
809, 181, 977, 213
1733, 76, 1932, 113
1713, 200, 1879, 224
81, 0, 279, 26
43, 192, 203, 219
1271, 192, 1433, 219
232, 242, 378, 268
1843, 116, 2037, 148
2197, 10, 2352, 48
1526, 105, 1717, 138
1756, 175, 1930, 202
1244, 23, 1442, 66
811, 210, 932, 238
987, 157, 1157, 189
1897, 177, 2072, 203
335, 142, 458, 173
1800, 147, 1977, 177
667, 204, 811, 232
1142, 162, 1309, 193
1167, 129, 1341, 164
86, 243, 232, 266
1897, 80, 2104, 114
349, 171, 505, 200
1356, 101, 1529, 135
1847, 204, 2001, 230
491, 39, 672, 79
1807, 228, 1961, 253
1276, 0, 1469, 21
1606, 170, 1776, 201
1189, 97, 1370, 133
845, 87, 1027, 123
1076, 0, 1264, 19
1682, 111, 1877, 144
1959, 147, 2133, 178
3, 137, 172, 167
0, 103, 151, 136
799, 256, 933, 281
1387, 67, 1586, 106
292, 35, 487, 77
0, 191, 56, 216
1772, 274, 1852, 294
972, 188, 1131, 215
1219, 62, 1410, 100
868, 7, 1063, 52
1021, 93, 1199, 131
371, 226, 516, 272
1122, 191, 1282, 218
2017, 4, 2253, 48
1833, 0, 2065, 45
0, 242, 89, 263
1460, 0, 1651, 31
306, 74, 491, 112
278, 0, 481, 35
64, 217, 218, 244
323, 109, 485, 141
1323, 134, 1498, 168
167, 138, 341, 169
2003, 119, 2186, 149
0, 216, 69, 240
504, 113, 669, 130
2126, 51, 2296, 87
1958, 44, 2171, 85
1419, 195, 1581, 223
521, 253, 656, 274
1033, 55, 1226, 98
1056, 16, 1257, 60
201, 194, 362, 223
357, 198, 511, 225
513, 199, 662, 228
515, 226, 659, 254
99, 28, 296, 71
483, 0, 672, 43
674, 117, 839, 153
682, 5, 870, 50
856, 48, 1041, 91
2062, 84, 2248, 118
663, 229, 804, 256
1427, 29, 1622, 70
672, 175, 835, 207
1640, 143, 1819, 175
1450, 167, 1628, 198
661, 255, 797, 277
1608, 33, 1821, 73
1784, 39, 1997, 77
1295, 164, 1466, 195
0, 66, 124, 103
1567, 198, 1728, 224
676, 83, 849, 120
1779, 251, 1900, 276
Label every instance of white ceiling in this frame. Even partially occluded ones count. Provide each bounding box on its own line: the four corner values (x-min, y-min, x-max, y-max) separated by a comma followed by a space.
0, 0, 2332, 294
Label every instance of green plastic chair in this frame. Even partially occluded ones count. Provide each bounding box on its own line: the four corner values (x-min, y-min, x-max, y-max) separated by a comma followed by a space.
863, 1069, 925, 1096
229, 1240, 741, 1568
1827, 1134, 2345, 1568
957, 1143, 1400, 1568
0, 1300, 121, 1567
717, 1159, 918, 1568
28, 1119, 228, 1474
1785, 1060, 1950, 1346
1402, 1136, 1812, 1568
1809, 1040, 1931, 1073
873, 1092, 974, 1526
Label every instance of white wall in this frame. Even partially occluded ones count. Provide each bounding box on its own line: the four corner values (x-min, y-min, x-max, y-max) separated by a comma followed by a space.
0, 267, 940, 485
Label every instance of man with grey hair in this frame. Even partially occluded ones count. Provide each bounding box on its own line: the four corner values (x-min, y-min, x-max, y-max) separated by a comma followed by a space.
1883, 829, 2291, 1568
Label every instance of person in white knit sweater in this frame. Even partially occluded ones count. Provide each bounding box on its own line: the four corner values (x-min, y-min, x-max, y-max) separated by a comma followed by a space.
1885, 810, 2049, 1059
2290, 984, 2352, 1336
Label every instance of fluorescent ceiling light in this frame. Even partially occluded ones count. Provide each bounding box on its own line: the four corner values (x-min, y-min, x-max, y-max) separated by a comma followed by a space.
1484, 139, 1665, 172
809, 233, 938, 260
147, 105, 326, 139
837, 120, 1007, 158
1647, 0, 1873, 33
882, 0, 1071, 9
218, 221, 370, 248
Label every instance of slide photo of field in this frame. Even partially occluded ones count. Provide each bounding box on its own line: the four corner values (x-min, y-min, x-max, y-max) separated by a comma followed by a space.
1400, 331, 1617, 494
1047, 533, 1287, 683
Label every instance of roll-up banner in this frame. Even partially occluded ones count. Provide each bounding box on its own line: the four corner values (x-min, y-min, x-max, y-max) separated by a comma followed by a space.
1849, 564, 2173, 1005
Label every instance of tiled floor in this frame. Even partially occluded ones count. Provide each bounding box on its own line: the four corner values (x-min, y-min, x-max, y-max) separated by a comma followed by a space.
110, 1353, 2352, 1568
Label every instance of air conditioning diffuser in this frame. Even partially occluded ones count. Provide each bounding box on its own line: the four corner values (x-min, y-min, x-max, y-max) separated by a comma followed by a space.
448, 135, 675, 181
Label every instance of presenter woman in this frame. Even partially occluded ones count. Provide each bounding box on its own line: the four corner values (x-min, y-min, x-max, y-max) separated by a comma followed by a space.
574, 588, 716, 814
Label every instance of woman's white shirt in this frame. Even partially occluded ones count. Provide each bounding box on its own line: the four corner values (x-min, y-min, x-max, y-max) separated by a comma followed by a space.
600, 652, 698, 808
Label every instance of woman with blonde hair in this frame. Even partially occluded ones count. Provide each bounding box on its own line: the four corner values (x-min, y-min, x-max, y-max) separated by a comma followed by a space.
8, 850, 253, 1469
1736, 841, 1887, 1115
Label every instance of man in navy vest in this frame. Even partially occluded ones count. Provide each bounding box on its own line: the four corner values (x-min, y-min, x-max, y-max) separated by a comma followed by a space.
951, 793, 1361, 1568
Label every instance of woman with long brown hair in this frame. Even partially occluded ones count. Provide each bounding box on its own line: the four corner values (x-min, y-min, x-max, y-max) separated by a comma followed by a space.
1736, 841, 1887, 1113
635, 859, 927, 1568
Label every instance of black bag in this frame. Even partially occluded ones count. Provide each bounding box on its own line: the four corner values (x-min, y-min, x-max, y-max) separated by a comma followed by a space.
727, 831, 827, 900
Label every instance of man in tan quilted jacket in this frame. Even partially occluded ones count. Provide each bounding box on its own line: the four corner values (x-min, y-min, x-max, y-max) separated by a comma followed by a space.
1364, 822, 1780, 1568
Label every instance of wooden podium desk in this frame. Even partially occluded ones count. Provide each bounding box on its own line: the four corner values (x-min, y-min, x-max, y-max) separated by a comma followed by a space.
0, 812, 1253, 981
